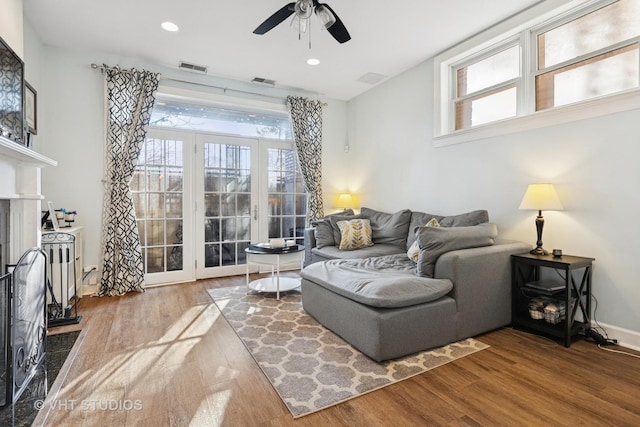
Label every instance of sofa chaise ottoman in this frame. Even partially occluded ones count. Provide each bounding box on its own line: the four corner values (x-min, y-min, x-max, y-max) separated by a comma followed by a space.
300, 208, 531, 361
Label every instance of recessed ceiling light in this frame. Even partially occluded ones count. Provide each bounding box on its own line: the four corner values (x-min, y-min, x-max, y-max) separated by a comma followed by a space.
307, 58, 320, 66
161, 22, 179, 32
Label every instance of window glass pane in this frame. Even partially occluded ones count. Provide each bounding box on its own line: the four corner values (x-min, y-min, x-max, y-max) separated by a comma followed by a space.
221, 243, 236, 266
457, 45, 519, 96
166, 246, 183, 271
147, 167, 164, 192
146, 248, 164, 273
205, 219, 219, 243
221, 193, 236, 217
166, 166, 183, 191
147, 193, 165, 218
536, 45, 639, 110
538, 0, 640, 69
455, 86, 517, 130
166, 220, 183, 245
165, 193, 183, 218
146, 139, 165, 164
205, 243, 219, 267
151, 100, 292, 140
147, 220, 165, 246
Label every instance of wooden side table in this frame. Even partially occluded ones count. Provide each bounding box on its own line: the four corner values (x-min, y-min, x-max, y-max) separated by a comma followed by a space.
511, 252, 594, 347
245, 246, 304, 300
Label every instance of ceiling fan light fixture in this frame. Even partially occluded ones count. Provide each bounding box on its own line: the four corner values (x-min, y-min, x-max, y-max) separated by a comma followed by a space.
290, 15, 309, 33
294, 0, 313, 19
315, 5, 336, 29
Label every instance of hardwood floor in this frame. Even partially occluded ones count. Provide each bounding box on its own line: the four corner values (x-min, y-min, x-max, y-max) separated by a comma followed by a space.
35, 273, 640, 426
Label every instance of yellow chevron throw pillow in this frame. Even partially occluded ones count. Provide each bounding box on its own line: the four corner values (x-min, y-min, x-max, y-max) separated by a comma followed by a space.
336, 219, 374, 250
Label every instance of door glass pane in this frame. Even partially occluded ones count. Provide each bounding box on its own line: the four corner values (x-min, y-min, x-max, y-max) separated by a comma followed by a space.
203, 142, 252, 268
133, 137, 184, 274
267, 148, 307, 244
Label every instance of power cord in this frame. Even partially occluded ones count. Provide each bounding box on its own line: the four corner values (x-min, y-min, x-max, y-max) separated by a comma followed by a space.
82, 266, 97, 281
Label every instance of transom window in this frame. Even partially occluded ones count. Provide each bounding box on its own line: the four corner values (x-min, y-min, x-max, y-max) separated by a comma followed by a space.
437, 0, 640, 141
454, 44, 520, 129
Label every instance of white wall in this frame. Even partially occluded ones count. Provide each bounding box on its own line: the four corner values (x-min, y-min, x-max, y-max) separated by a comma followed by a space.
347, 58, 640, 340
0, 0, 23, 58
31, 46, 348, 273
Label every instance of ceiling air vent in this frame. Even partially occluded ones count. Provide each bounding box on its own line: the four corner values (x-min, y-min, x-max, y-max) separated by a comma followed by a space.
357, 72, 388, 85
178, 61, 208, 74
251, 77, 276, 87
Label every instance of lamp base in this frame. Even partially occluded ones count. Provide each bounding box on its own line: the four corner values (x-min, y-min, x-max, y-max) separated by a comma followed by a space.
530, 246, 549, 256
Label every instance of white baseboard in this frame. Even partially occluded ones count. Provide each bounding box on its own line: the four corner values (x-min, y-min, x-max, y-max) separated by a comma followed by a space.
594, 322, 640, 351
81, 283, 100, 296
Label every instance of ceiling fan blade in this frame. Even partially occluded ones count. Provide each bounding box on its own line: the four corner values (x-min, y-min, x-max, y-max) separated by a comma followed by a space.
253, 3, 297, 35
317, 3, 351, 43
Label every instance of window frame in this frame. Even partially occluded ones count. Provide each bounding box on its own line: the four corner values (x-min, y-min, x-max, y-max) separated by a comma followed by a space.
450, 38, 523, 131
434, 0, 640, 147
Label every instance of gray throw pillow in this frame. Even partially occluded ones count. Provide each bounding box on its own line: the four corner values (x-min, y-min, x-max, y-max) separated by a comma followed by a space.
360, 207, 412, 248
407, 209, 489, 250
312, 219, 335, 249
311, 209, 354, 249
415, 222, 498, 278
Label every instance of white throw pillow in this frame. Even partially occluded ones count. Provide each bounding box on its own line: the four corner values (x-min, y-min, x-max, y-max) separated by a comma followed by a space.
407, 217, 440, 262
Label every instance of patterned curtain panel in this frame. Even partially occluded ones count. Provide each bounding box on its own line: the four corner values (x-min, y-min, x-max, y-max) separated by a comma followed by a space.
99, 67, 159, 296
287, 96, 324, 222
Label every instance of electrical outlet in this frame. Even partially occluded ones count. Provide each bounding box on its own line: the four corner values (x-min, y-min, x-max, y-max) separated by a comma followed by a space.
89, 276, 98, 285
83, 265, 98, 273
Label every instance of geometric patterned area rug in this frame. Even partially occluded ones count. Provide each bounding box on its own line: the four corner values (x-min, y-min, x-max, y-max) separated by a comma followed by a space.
207, 286, 489, 418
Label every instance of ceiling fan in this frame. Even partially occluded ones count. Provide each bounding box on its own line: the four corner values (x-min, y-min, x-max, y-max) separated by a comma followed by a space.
253, 0, 351, 44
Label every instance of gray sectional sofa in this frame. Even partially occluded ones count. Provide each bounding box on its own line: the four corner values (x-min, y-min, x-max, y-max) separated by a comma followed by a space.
300, 208, 531, 361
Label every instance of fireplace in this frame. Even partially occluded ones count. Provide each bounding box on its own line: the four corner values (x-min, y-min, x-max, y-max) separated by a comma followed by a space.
0, 132, 56, 420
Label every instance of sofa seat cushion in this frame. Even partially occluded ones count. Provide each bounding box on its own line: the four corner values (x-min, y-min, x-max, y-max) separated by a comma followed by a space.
301, 255, 453, 308
311, 243, 404, 261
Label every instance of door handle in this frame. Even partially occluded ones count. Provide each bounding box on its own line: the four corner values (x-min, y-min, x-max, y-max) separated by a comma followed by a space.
253, 205, 258, 220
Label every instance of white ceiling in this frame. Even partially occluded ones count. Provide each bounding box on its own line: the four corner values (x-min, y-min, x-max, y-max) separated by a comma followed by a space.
23, 0, 540, 101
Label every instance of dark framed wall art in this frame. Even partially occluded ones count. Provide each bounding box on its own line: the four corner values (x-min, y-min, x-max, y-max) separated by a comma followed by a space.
0, 35, 25, 145
25, 81, 37, 135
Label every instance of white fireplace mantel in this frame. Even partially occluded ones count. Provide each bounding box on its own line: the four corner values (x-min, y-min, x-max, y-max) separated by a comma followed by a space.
0, 135, 57, 263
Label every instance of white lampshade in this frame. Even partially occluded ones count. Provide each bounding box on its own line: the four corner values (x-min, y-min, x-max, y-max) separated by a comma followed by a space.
519, 184, 563, 211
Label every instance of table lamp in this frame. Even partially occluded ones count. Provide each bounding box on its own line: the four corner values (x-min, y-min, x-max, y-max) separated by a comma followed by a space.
519, 183, 563, 255
337, 193, 355, 212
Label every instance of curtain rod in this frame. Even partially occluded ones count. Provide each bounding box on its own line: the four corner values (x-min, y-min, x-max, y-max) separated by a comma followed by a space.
90, 63, 328, 106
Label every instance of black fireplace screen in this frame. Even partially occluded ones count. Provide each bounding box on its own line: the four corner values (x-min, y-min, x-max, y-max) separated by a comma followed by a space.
0, 248, 47, 408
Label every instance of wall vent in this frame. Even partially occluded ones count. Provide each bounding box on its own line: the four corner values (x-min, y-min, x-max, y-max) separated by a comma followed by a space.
178, 61, 208, 74
251, 77, 276, 87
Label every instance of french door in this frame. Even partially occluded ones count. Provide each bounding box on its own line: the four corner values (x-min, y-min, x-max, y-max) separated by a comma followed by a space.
132, 129, 194, 285
195, 134, 259, 278
134, 129, 306, 284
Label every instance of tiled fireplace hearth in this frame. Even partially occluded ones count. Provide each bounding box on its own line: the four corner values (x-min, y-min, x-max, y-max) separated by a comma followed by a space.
0, 135, 57, 269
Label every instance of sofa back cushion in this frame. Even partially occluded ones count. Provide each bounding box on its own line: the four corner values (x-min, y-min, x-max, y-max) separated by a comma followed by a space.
415, 222, 498, 277
360, 207, 412, 248
312, 209, 354, 248
407, 209, 489, 250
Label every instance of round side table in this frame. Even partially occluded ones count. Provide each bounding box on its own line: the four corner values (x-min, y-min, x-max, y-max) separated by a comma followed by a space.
245, 246, 304, 300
